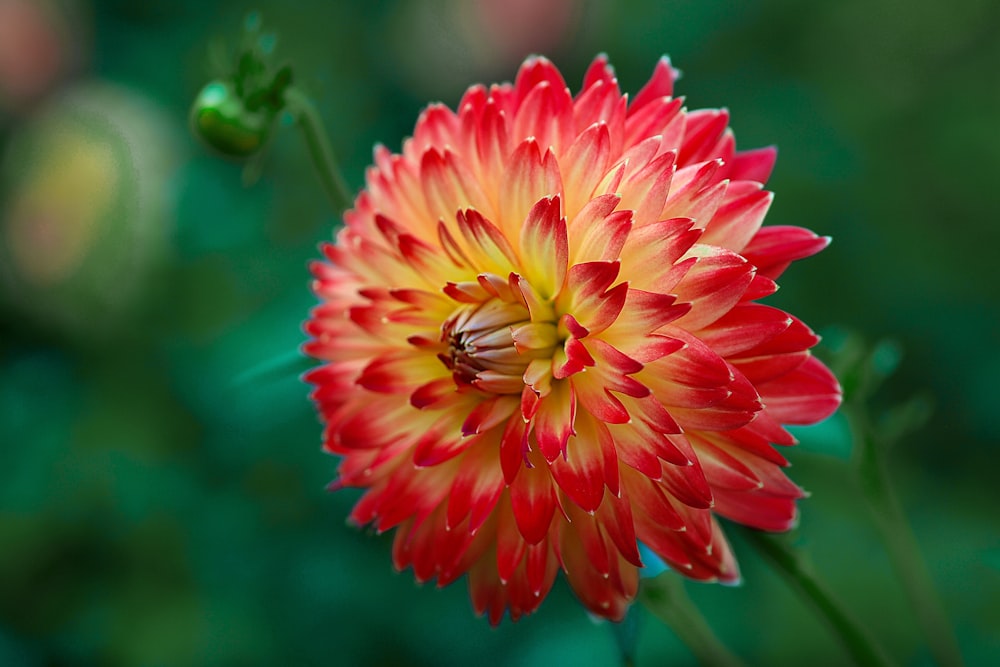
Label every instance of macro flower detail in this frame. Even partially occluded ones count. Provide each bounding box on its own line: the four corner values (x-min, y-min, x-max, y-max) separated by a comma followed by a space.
305, 55, 841, 623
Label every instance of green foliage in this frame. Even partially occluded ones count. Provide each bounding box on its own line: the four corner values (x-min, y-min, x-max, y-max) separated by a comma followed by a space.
1, 1, 998, 665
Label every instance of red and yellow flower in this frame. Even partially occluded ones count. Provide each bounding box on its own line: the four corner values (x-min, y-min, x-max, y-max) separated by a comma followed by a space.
305, 55, 840, 623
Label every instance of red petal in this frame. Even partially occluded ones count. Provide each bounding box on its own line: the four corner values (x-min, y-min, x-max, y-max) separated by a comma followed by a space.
523, 540, 558, 598
605, 289, 689, 342
620, 150, 677, 227
500, 416, 528, 484
712, 487, 800, 531
732, 351, 809, 385
659, 456, 713, 509
532, 380, 577, 462
742, 225, 831, 279
549, 414, 608, 513
563, 500, 611, 575
625, 96, 684, 152
561, 122, 613, 214
519, 195, 568, 299
679, 109, 730, 166
412, 103, 459, 153
573, 376, 631, 424
689, 434, 762, 491
561, 261, 627, 335
597, 488, 643, 566
622, 467, 686, 531
619, 217, 700, 291
699, 185, 773, 253
514, 55, 569, 105
727, 145, 777, 183
573, 81, 626, 154
447, 433, 506, 532
513, 80, 573, 155
509, 451, 557, 544
499, 139, 563, 241
630, 56, 680, 114
470, 547, 509, 624
462, 395, 519, 436
474, 99, 510, 186
668, 367, 761, 432
496, 494, 527, 583
736, 314, 819, 357
671, 246, 755, 331
558, 527, 635, 620
413, 411, 474, 467
581, 53, 618, 92
552, 336, 596, 380
571, 203, 632, 264
758, 354, 842, 425
456, 208, 519, 276
421, 148, 492, 227
695, 303, 794, 358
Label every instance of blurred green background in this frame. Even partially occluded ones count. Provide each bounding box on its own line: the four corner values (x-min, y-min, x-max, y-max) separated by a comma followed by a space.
1, 0, 998, 665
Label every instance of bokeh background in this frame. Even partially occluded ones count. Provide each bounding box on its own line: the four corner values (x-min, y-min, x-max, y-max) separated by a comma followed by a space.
1, 0, 998, 665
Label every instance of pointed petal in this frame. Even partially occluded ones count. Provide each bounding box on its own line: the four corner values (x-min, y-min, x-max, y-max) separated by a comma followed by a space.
695, 303, 794, 358
742, 226, 831, 279
630, 56, 681, 114
550, 413, 610, 513
533, 380, 577, 462
519, 195, 568, 299
678, 109, 730, 166
671, 245, 756, 331
509, 450, 557, 544
513, 80, 574, 155
499, 139, 563, 241
727, 145, 777, 183
758, 354, 842, 425
699, 185, 773, 252
561, 122, 613, 215
581, 54, 617, 92
455, 208, 520, 276
447, 433, 506, 532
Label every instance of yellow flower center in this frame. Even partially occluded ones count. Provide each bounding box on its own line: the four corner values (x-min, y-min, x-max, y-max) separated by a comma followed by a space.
439, 297, 557, 393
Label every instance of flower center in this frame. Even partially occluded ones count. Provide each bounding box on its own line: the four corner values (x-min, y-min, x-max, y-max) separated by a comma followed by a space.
439, 298, 557, 393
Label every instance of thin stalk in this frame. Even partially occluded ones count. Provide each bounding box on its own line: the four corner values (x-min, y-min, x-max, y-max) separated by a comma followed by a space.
743, 529, 893, 667
639, 573, 746, 667
844, 403, 964, 667
283, 86, 353, 214
609, 606, 640, 667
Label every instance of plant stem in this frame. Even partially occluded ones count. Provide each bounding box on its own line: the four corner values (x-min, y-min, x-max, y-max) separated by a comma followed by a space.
609, 606, 640, 667
639, 573, 746, 667
844, 403, 964, 667
283, 86, 353, 215
743, 529, 893, 667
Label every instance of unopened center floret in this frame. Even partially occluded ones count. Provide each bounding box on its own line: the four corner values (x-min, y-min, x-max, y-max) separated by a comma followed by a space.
439, 298, 557, 393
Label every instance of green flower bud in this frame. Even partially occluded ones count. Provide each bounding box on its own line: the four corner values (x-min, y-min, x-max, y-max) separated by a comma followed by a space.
190, 80, 275, 158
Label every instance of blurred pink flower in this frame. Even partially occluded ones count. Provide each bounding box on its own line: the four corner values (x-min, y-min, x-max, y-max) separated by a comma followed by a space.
0, 0, 69, 110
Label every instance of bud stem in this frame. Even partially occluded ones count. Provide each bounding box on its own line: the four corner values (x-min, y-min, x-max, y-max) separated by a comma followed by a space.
743, 529, 893, 667
283, 86, 353, 214
639, 572, 746, 667
844, 403, 965, 667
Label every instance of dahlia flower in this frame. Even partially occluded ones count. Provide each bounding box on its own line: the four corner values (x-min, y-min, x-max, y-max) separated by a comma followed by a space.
305, 55, 841, 623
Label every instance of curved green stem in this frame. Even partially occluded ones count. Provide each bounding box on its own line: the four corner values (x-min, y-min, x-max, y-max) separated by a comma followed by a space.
640, 573, 746, 667
283, 86, 353, 215
743, 529, 893, 667
844, 403, 964, 667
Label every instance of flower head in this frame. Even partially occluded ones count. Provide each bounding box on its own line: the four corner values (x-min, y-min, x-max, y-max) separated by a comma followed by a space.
305, 55, 841, 623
